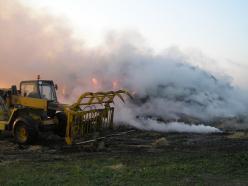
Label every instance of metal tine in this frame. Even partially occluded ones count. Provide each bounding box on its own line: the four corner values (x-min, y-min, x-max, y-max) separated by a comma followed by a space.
116, 93, 125, 103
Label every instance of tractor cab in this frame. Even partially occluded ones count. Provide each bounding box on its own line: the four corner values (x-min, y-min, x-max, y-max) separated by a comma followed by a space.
20, 80, 58, 102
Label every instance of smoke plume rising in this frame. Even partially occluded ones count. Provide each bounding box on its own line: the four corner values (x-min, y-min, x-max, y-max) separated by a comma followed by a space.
1, 0, 248, 132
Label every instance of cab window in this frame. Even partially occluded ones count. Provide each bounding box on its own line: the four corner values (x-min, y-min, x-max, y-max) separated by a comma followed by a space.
39, 83, 56, 101
21, 83, 39, 98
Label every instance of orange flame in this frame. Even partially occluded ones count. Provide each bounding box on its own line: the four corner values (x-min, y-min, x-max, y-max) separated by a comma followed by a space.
62, 86, 66, 96
91, 78, 98, 87
112, 80, 119, 89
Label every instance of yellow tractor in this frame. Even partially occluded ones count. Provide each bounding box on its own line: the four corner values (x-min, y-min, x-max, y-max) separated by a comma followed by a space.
0, 77, 131, 145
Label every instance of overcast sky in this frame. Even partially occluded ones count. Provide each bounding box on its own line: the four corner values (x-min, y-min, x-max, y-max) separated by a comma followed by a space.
22, 0, 248, 86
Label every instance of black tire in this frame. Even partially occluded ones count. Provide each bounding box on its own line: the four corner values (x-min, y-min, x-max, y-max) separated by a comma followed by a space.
14, 118, 38, 145
54, 112, 67, 137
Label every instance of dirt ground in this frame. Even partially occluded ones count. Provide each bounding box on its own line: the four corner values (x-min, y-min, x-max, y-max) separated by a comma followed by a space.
0, 127, 248, 160
1, 127, 248, 185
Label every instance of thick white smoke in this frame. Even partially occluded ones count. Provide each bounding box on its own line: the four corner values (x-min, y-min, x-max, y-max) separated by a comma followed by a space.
115, 105, 222, 133
1, 0, 248, 132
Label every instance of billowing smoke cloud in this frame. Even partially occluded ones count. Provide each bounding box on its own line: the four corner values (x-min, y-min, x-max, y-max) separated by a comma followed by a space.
1, 0, 248, 132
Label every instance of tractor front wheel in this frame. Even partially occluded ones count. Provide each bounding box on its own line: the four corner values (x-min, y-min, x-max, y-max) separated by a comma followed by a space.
14, 120, 37, 145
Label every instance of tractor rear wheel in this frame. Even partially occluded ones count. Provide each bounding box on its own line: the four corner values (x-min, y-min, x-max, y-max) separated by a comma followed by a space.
14, 119, 37, 145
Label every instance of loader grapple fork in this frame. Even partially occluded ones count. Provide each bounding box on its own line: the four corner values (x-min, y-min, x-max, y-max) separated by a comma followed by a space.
64, 90, 132, 144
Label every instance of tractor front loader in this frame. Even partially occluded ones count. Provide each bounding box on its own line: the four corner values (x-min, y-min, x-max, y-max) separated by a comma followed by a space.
0, 78, 131, 145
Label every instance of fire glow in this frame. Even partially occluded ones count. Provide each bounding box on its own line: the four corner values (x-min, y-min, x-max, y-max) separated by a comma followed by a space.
112, 80, 119, 89
91, 78, 98, 86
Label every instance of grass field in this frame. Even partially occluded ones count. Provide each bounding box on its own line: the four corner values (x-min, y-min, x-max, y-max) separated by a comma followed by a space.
1, 131, 248, 185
